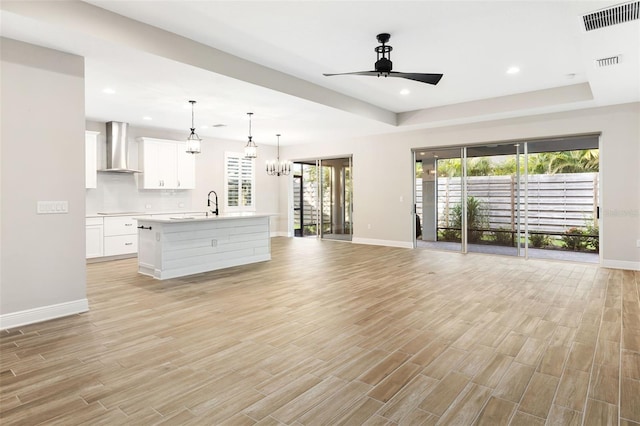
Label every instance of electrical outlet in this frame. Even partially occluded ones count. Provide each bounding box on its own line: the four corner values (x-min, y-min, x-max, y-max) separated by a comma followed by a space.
637, 239, 640, 248
211, 239, 217, 247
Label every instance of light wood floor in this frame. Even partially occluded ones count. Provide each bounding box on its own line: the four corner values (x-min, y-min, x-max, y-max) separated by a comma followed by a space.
1, 237, 639, 425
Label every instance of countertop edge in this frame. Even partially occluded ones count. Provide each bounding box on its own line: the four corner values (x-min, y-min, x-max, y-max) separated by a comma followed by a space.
135, 214, 274, 223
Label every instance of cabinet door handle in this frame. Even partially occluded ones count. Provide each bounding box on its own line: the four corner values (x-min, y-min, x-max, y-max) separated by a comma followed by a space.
125, 223, 132, 226
125, 242, 133, 246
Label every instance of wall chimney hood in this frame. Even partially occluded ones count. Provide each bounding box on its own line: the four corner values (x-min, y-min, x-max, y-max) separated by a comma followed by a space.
98, 121, 141, 173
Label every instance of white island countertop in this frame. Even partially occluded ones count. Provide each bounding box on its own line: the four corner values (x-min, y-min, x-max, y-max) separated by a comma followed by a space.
134, 212, 273, 223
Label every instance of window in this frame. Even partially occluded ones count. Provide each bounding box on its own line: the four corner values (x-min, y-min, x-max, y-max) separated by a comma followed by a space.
224, 152, 255, 212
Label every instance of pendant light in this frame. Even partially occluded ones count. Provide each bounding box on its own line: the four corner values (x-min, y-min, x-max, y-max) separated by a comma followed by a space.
266, 134, 292, 176
244, 112, 257, 158
185, 100, 201, 154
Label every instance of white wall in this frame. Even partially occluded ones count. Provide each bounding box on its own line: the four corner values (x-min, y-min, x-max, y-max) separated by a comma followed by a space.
1, 38, 88, 328
282, 103, 640, 269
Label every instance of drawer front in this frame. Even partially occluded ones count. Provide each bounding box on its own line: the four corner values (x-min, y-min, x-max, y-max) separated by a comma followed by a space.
104, 235, 138, 256
104, 216, 138, 236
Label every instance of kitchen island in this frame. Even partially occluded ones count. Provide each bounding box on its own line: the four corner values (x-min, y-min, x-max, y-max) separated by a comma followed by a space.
135, 213, 271, 280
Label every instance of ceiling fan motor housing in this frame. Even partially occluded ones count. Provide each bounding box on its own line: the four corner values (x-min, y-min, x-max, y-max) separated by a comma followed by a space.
375, 57, 393, 75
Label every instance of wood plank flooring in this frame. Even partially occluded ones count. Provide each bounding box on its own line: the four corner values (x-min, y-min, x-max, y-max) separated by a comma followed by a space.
1, 237, 639, 425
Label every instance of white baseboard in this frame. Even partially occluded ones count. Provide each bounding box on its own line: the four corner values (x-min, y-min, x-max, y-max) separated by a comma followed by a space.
602, 259, 640, 271
0, 299, 89, 330
352, 237, 413, 249
270, 231, 290, 237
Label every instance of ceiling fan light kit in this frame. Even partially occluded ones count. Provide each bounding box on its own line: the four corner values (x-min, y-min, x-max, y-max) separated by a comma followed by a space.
323, 33, 443, 85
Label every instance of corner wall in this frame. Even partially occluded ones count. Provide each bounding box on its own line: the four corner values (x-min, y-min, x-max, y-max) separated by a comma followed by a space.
1, 38, 88, 328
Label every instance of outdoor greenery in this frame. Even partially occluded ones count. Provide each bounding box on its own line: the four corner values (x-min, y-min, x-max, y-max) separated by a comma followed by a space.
433, 149, 599, 178
444, 196, 488, 243
492, 228, 513, 246
529, 233, 551, 248
558, 221, 599, 252
561, 227, 589, 251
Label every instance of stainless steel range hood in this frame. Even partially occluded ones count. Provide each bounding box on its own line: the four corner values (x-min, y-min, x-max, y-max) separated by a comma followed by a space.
98, 121, 141, 173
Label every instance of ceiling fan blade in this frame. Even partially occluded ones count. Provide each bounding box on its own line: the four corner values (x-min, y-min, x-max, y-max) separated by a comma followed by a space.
388, 72, 443, 85
323, 71, 379, 77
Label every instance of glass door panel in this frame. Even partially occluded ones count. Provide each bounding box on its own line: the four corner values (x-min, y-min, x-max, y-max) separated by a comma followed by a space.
464, 144, 523, 256
293, 161, 320, 237
415, 148, 464, 252
320, 157, 353, 241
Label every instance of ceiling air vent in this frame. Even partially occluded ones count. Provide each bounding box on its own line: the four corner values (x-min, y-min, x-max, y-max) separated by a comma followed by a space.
596, 55, 621, 67
582, 1, 639, 31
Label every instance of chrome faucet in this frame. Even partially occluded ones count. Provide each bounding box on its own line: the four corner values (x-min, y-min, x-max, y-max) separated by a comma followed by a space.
207, 190, 219, 216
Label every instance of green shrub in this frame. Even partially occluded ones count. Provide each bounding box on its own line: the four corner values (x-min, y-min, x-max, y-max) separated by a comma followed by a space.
492, 228, 513, 246
529, 233, 550, 248
439, 228, 460, 242
561, 227, 588, 251
585, 221, 599, 252
451, 196, 488, 243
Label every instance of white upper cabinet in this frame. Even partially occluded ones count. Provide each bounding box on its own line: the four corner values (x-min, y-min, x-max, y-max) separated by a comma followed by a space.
176, 141, 196, 189
85, 131, 100, 188
138, 138, 195, 189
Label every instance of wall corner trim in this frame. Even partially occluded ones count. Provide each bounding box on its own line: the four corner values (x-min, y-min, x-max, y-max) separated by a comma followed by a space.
601, 259, 640, 271
352, 238, 413, 249
0, 299, 89, 330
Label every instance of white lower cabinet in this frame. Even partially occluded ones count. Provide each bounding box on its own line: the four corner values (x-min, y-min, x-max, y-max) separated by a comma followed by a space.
86, 217, 104, 258
103, 216, 139, 256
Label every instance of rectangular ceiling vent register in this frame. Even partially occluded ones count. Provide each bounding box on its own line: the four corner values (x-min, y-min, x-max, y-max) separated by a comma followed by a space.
596, 55, 621, 67
582, 1, 639, 31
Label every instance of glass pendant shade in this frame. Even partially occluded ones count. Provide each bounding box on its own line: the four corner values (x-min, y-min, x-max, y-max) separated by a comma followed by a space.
244, 112, 257, 158
186, 100, 201, 154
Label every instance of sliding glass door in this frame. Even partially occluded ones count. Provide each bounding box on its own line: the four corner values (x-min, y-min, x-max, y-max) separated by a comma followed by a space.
414, 135, 599, 263
293, 157, 353, 241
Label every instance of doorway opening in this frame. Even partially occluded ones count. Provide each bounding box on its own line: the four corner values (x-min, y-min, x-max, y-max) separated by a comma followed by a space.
414, 135, 599, 263
292, 157, 353, 241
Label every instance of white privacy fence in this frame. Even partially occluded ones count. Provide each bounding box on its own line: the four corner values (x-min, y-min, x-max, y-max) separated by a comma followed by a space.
417, 173, 598, 234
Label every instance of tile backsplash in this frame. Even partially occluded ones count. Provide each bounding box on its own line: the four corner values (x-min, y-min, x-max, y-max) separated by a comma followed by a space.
86, 172, 193, 214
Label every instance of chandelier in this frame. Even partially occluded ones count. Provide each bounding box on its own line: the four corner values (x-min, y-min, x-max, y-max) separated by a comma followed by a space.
244, 112, 257, 158
266, 134, 291, 176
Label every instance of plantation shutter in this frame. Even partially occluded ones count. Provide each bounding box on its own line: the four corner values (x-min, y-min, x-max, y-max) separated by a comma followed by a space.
225, 152, 255, 211
241, 157, 253, 207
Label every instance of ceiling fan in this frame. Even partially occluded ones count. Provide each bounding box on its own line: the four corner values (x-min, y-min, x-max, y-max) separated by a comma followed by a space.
323, 33, 443, 85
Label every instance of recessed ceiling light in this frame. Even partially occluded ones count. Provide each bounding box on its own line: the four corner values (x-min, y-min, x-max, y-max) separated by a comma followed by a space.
506, 66, 520, 75
102, 88, 115, 94
419, 152, 425, 156
400, 89, 411, 95
142, 116, 152, 121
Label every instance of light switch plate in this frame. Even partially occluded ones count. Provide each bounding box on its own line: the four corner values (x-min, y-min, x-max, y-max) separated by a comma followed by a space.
37, 201, 68, 214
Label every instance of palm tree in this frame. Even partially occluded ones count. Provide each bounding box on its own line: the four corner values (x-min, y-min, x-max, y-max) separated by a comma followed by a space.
548, 149, 599, 174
